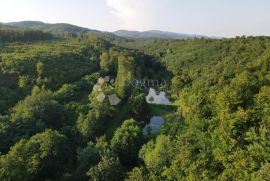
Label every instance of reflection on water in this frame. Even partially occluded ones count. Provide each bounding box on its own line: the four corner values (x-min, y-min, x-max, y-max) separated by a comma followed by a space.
143, 116, 164, 135
146, 88, 171, 105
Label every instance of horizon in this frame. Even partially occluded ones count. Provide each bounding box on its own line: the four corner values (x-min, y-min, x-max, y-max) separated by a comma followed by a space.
1, 0, 270, 38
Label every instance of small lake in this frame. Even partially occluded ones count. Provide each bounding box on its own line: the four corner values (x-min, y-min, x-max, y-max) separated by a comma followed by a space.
146, 88, 171, 105
143, 116, 165, 135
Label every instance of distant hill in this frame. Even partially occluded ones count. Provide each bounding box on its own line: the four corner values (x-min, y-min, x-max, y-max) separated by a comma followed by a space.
2, 21, 208, 39
1, 21, 129, 44
113, 30, 207, 39
6, 21, 46, 29
5, 21, 97, 34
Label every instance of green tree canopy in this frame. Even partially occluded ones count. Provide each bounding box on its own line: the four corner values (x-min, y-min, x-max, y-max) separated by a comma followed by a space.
0, 130, 70, 181
111, 119, 144, 166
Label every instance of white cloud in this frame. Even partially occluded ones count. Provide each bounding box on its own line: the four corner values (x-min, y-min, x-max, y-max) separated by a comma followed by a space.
106, 0, 166, 30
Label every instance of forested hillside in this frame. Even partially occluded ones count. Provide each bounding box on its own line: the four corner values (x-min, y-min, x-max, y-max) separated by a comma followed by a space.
0, 28, 270, 180
118, 36, 270, 180
0, 28, 53, 42
5, 21, 95, 34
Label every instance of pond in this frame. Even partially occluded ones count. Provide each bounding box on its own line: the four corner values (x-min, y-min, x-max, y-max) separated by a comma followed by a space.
143, 116, 165, 135
146, 88, 171, 105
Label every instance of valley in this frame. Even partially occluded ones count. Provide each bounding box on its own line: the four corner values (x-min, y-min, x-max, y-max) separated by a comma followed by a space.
0, 22, 270, 180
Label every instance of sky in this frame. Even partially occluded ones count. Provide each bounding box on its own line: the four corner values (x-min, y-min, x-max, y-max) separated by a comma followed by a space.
1, 0, 270, 37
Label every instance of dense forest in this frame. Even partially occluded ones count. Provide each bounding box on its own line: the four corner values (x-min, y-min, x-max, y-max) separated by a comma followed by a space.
0, 27, 270, 181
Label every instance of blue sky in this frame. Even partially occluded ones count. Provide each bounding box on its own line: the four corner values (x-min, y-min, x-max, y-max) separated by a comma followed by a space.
1, 0, 270, 37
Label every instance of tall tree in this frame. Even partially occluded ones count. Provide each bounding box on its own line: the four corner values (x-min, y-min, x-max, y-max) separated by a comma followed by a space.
115, 53, 135, 98
111, 119, 144, 166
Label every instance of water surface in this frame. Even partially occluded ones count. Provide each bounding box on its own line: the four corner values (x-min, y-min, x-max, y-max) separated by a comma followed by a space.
143, 116, 164, 135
